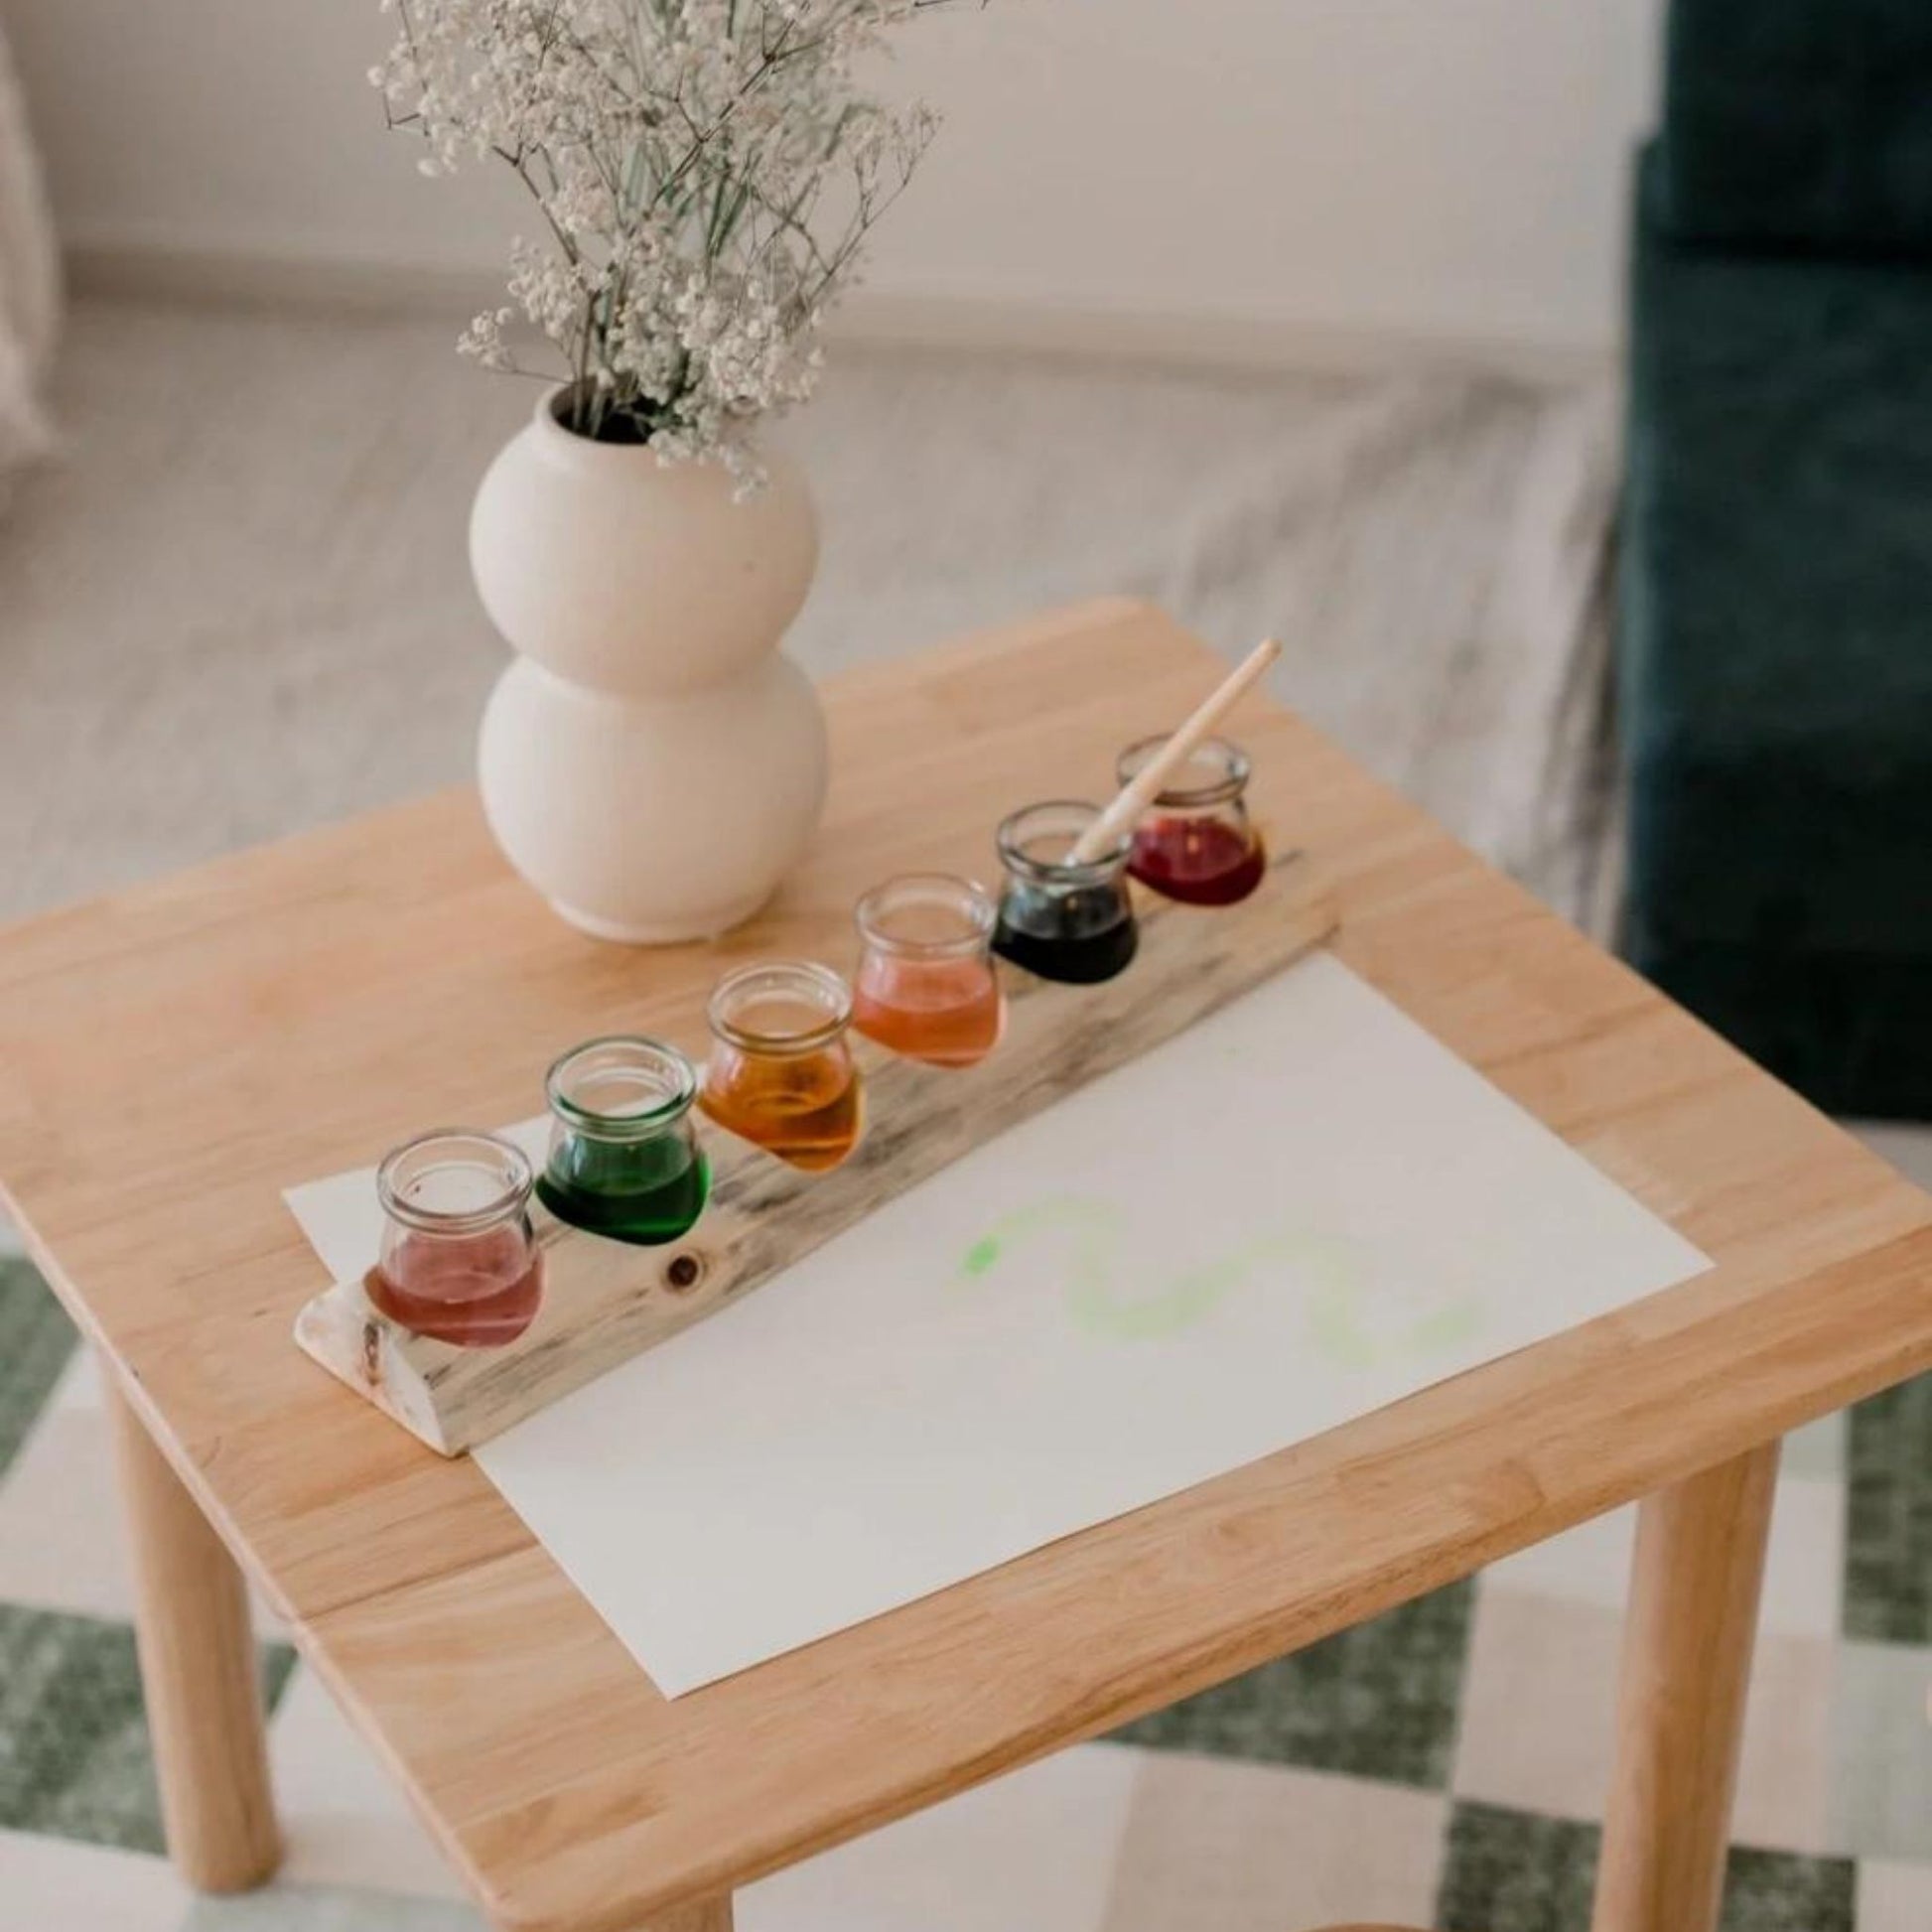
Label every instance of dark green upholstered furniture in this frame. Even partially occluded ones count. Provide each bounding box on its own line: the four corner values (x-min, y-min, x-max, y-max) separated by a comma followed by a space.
1620, 0, 1932, 1119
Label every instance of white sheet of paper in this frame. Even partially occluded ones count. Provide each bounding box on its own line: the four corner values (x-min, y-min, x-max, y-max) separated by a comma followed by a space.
286, 953, 1708, 1697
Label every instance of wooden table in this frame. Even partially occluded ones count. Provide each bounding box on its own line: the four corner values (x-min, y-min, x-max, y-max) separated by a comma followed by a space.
2, 601, 1929, 1932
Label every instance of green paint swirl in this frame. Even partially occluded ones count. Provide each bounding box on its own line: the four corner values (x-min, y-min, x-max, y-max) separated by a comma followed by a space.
955, 1197, 1486, 1365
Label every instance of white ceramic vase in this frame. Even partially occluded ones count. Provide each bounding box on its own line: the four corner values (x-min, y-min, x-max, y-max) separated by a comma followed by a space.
471, 390, 827, 943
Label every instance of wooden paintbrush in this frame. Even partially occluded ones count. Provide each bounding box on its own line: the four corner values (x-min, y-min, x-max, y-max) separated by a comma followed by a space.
1066, 636, 1283, 865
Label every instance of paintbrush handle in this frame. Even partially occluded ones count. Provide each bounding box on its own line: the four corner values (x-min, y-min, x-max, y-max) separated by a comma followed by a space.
1066, 636, 1283, 865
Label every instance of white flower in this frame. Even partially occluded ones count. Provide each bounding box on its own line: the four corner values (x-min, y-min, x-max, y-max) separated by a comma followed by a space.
373, 0, 958, 482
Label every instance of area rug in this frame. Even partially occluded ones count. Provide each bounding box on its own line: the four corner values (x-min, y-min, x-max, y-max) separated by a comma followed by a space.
0, 23, 56, 510
4, 1218, 1932, 1929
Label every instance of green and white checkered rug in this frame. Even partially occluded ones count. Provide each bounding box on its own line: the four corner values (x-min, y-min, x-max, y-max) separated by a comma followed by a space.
4, 1189, 1931, 1931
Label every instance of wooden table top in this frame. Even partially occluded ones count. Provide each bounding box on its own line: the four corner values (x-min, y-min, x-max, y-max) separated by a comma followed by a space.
4, 600, 1930, 1932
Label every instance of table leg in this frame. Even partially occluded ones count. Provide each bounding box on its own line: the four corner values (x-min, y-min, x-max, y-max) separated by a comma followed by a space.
105, 1374, 282, 1891
1590, 1442, 1779, 1932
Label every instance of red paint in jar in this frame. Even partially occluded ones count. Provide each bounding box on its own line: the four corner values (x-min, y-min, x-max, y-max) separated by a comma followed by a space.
365, 1227, 544, 1348
1129, 815, 1268, 905
1115, 732, 1266, 907
366, 1129, 545, 1347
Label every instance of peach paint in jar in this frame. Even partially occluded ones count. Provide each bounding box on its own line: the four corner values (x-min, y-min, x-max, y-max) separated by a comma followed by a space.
851, 873, 1006, 1069
700, 961, 864, 1171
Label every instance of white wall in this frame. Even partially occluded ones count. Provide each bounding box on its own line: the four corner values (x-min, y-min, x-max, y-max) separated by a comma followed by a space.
6, 0, 1663, 363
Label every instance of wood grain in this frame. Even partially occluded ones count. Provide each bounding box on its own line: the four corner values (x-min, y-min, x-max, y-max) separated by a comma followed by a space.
635, 1902, 732, 1932
1590, 1444, 1780, 1932
294, 860, 1336, 1453
105, 1373, 281, 1892
2, 601, 1929, 1932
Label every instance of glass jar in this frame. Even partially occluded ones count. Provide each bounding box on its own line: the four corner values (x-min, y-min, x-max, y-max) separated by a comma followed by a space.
366, 1130, 544, 1347
852, 873, 1006, 1069
1115, 734, 1266, 905
700, 961, 864, 1171
536, 1035, 709, 1246
990, 800, 1139, 985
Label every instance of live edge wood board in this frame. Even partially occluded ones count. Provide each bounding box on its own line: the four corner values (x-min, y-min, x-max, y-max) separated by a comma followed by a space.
295, 860, 1337, 1454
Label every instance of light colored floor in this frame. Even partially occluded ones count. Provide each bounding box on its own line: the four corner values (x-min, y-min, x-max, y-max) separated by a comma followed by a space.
4, 299, 1930, 1932
0, 296, 1617, 926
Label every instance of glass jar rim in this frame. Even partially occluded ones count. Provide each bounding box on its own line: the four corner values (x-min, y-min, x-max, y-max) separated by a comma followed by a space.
375, 1129, 534, 1236
707, 960, 854, 1056
854, 872, 996, 960
995, 799, 1133, 886
544, 1035, 699, 1141
1114, 734, 1251, 808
